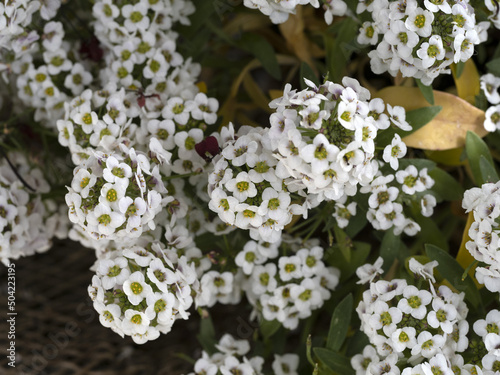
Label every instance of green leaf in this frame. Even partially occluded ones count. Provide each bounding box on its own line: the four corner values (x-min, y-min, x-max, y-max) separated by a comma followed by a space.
260, 319, 281, 340
325, 242, 370, 282
325, 18, 358, 83
346, 330, 370, 357
380, 231, 402, 272
455, 61, 466, 78
428, 167, 464, 202
314, 348, 353, 374
486, 57, 500, 77
406, 106, 442, 130
416, 79, 434, 105
398, 158, 436, 171
239, 33, 281, 80
479, 155, 499, 184
425, 244, 481, 308
300, 62, 319, 90
197, 313, 217, 355
332, 224, 351, 262
465, 131, 496, 185
327, 294, 353, 351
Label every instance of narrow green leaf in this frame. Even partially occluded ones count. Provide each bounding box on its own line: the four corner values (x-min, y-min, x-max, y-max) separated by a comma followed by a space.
416, 79, 435, 105
406, 106, 442, 129
380, 231, 402, 272
197, 313, 217, 355
325, 18, 358, 82
479, 155, 499, 184
327, 294, 353, 351
332, 224, 351, 262
260, 319, 281, 340
466, 131, 495, 185
300, 62, 319, 90
425, 244, 481, 308
325, 242, 370, 282
486, 57, 500, 76
346, 330, 370, 357
428, 167, 464, 202
455, 61, 466, 78
239, 33, 281, 80
314, 348, 353, 374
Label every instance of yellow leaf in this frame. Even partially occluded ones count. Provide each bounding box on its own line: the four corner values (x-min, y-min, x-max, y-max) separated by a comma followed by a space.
242, 74, 273, 114
424, 148, 466, 166
223, 13, 272, 35
456, 212, 482, 289
269, 89, 284, 100
218, 56, 298, 127
451, 60, 480, 104
278, 6, 316, 71
196, 81, 207, 94
376, 86, 486, 150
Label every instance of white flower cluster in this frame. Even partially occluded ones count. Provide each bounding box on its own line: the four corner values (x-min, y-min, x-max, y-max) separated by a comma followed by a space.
243, 241, 340, 330
92, 0, 194, 44
0, 0, 61, 53
0, 153, 67, 266
463, 180, 500, 293
358, 0, 488, 84
485, 0, 500, 29
187, 333, 300, 375
481, 73, 500, 132
243, 0, 349, 25
89, 242, 199, 344
12, 20, 94, 126
355, 261, 471, 375
359, 165, 436, 235
473, 309, 500, 374
93, 0, 198, 99
243, 0, 318, 23
268, 77, 409, 203
65, 145, 169, 241
208, 125, 304, 243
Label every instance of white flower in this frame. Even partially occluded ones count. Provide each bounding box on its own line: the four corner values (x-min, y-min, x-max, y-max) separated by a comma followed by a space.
96, 256, 130, 290
235, 241, 265, 275
356, 257, 384, 284
387, 105, 411, 131
272, 353, 299, 375
278, 255, 302, 281
391, 327, 417, 352
485, 105, 500, 132
411, 331, 446, 358
453, 30, 479, 63
351, 345, 379, 375
121, 2, 150, 32
409, 258, 438, 283
417, 35, 445, 69
405, 7, 434, 37
209, 188, 239, 225
225, 172, 258, 202
122, 309, 154, 335
383, 134, 407, 170
427, 298, 457, 333
398, 285, 432, 319
190, 92, 219, 124
86, 203, 125, 236
103, 156, 132, 183
216, 334, 251, 356
122, 271, 154, 305
94, 302, 122, 332
481, 73, 500, 105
